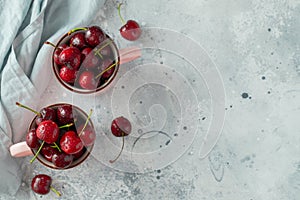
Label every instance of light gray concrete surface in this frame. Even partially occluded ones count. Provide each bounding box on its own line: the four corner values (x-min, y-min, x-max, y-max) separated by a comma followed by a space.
5, 0, 300, 199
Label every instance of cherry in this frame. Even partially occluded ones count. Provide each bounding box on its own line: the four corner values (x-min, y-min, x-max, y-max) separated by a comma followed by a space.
31, 174, 61, 196
77, 109, 95, 147
82, 52, 101, 69
60, 130, 84, 154
78, 124, 96, 146
72, 148, 85, 159
98, 59, 115, 79
111, 116, 132, 137
118, 4, 142, 41
52, 151, 74, 168
81, 47, 93, 61
69, 32, 87, 49
26, 129, 39, 149
109, 116, 132, 163
59, 46, 82, 70
41, 144, 60, 162
78, 71, 98, 90
36, 120, 59, 144
45, 41, 67, 66
57, 105, 74, 125
35, 107, 57, 125
59, 65, 77, 84
85, 26, 106, 47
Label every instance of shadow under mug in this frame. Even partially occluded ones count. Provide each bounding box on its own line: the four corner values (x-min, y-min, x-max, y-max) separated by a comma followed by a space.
9, 103, 95, 170
52, 29, 141, 94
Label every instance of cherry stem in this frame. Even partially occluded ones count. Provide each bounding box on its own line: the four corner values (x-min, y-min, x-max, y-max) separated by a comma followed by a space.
59, 123, 74, 129
44, 41, 56, 48
109, 131, 125, 163
117, 3, 126, 25
16, 102, 41, 117
53, 142, 62, 152
50, 186, 61, 197
95, 62, 118, 79
78, 109, 93, 137
30, 141, 45, 163
68, 27, 88, 35
94, 40, 113, 58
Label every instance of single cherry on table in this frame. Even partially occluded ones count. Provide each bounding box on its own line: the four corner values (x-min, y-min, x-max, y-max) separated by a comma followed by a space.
118, 3, 142, 41
31, 174, 61, 196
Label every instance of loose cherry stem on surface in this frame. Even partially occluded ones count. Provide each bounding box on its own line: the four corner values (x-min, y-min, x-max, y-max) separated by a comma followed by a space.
15, 102, 41, 117
68, 27, 88, 35
95, 62, 118, 79
109, 131, 125, 163
117, 3, 126, 25
78, 109, 93, 137
50, 186, 61, 197
30, 141, 45, 163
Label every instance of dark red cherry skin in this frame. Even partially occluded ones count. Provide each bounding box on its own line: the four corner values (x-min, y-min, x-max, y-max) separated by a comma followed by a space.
59, 65, 77, 84
26, 129, 39, 148
60, 131, 84, 154
41, 144, 60, 162
69, 32, 87, 49
54, 44, 68, 65
120, 20, 142, 41
78, 71, 97, 90
98, 59, 115, 79
57, 105, 74, 125
82, 53, 101, 69
81, 47, 93, 61
85, 26, 106, 47
36, 120, 59, 144
72, 148, 85, 159
111, 116, 132, 137
52, 151, 74, 168
78, 124, 96, 146
35, 107, 57, 125
99, 45, 112, 58
59, 47, 82, 70
31, 174, 52, 195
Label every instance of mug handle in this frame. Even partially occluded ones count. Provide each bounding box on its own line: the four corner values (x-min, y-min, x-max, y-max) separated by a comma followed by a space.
10, 141, 33, 157
119, 46, 141, 64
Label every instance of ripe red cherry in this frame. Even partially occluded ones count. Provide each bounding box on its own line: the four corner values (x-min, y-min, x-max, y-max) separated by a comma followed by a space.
36, 120, 59, 144
82, 52, 101, 69
57, 105, 74, 125
99, 59, 115, 79
53, 44, 68, 65
26, 129, 39, 149
85, 26, 106, 47
69, 32, 87, 49
41, 144, 60, 162
52, 151, 74, 168
120, 20, 142, 41
78, 124, 96, 146
78, 71, 97, 90
31, 174, 61, 196
118, 4, 141, 41
111, 116, 132, 137
109, 116, 132, 163
35, 107, 57, 125
60, 130, 84, 154
59, 46, 81, 69
81, 47, 93, 61
59, 65, 77, 84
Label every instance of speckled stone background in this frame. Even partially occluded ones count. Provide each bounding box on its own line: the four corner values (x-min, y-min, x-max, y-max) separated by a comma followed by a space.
4, 0, 300, 199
